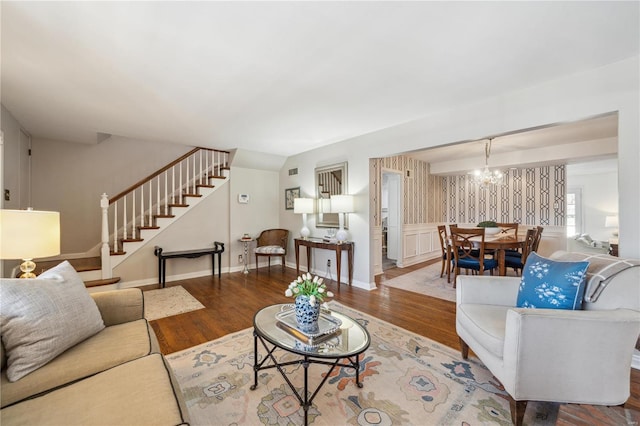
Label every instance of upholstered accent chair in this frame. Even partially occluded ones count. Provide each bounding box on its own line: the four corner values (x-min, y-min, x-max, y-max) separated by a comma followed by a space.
456, 251, 640, 425
254, 229, 289, 272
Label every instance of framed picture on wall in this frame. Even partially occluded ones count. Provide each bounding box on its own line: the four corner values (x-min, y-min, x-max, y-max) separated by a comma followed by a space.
285, 187, 300, 210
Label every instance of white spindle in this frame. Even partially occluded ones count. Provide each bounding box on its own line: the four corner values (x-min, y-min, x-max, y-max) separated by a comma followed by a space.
217, 151, 220, 176
176, 161, 182, 204
192, 155, 196, 193
172, 166, 176, 204
157, 176, 161, 215
205, 150, 209, 183
123, 196, 128, 240
164, 170, 168, 211
148, 180, 153, 226
132, 189, 137, 239
113, 200, 118, 250
140, 184, 144, 228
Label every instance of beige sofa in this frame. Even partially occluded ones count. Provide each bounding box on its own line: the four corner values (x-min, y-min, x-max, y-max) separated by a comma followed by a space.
0, 286, 190, 425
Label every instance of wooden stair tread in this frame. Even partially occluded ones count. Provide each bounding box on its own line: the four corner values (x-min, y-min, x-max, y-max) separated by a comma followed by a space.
139, 225, 160, 230
35, 256, 101, 273
167, 203, 188, 208
154, 214, 175, 219
110, 250, 126, 255
85, 277, 121, 288
196, 184, 215, 188
182, 193, 202, 198
121, 238, 144, 243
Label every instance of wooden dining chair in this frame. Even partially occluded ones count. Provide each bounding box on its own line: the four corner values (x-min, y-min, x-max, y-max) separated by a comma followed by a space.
437, 225, 452, 283
497, 222, 519, 236
450, 227, 498, 287
505, 228, 537, 275
533, 226, 544, 252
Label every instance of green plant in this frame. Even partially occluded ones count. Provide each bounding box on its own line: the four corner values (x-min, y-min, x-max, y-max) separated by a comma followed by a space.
285, 273, 334, 307
477, 220, 498, 228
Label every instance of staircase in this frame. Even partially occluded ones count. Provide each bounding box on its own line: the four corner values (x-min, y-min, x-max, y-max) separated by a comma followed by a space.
78, 147, 230, 284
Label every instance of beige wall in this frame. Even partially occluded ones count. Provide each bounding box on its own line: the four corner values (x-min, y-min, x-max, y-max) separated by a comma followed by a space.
30, 136, 190, 254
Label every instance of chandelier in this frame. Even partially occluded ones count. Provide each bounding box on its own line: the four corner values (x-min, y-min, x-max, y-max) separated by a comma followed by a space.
472, 138, 503, 187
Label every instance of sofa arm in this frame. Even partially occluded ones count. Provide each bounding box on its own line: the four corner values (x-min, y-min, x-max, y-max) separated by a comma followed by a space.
502, 308, 640, 402
91, 288, 144, 326
456, 275, 520, 306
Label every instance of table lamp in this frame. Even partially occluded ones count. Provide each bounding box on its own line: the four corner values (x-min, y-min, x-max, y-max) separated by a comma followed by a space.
293, 198, 315, 239
0, 208, 61, 278
605, 215, 619, 237
330, 194, 354, 243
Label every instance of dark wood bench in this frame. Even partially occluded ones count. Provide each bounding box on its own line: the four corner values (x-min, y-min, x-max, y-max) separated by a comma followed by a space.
154, 242, 225, 288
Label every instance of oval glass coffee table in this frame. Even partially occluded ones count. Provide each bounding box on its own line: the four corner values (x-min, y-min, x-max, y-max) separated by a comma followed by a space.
251, 304, 370, 425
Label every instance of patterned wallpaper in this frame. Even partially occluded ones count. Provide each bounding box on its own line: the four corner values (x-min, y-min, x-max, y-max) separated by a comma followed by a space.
371, 158, 565, 227
370, 156, 442, 227
441, 165, 566, 226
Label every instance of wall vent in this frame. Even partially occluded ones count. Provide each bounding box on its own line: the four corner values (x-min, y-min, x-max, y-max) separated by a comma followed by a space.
289, 168, 298, 176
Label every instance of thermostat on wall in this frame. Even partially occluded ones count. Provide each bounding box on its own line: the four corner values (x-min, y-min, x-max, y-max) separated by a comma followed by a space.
238, 194, 250, 204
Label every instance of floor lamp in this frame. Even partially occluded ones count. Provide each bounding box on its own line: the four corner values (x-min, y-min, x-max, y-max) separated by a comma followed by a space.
330, 194, 354, 243
293, 198, 315, 239
0, 209, 61, 278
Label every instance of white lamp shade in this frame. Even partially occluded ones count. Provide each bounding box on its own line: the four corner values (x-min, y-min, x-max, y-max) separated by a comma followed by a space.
293, 198, 315, 214
605, 215, 619, 228
0, 209, 61, 259
330, 195, 354, 213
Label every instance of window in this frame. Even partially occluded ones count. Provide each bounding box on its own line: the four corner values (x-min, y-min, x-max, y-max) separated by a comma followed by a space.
566, 188, 582, 237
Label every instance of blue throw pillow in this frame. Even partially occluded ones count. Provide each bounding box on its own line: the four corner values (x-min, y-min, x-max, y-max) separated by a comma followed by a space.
516, 252, 590, 310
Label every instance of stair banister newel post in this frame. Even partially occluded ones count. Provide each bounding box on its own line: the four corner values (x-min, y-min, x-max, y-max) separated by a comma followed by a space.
100, 193, 112, 279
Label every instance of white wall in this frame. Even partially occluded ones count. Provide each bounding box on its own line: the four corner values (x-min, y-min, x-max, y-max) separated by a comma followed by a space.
284, 56, 639, 288
567, 164, 618, 242
229, 167, 281, 271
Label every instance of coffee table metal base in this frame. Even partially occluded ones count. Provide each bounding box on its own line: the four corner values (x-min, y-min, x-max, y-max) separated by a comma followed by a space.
250, 331, 364, 426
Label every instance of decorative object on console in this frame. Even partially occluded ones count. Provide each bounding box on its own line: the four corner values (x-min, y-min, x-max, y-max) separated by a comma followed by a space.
605, 215, 619, 237
0, 208, 60, 278
472, 138, 503, 187
516, 252, 590, 310
330, 194, 354, 243
293, 197, 314, 239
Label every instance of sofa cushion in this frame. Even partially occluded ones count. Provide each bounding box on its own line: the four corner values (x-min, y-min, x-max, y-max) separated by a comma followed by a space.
0, 261, 105, 382
516, 252, 590, 310
255, 245, 285, 254
0, 353, 189, 425
1, 318, 158, 408
456, 303, 510, 358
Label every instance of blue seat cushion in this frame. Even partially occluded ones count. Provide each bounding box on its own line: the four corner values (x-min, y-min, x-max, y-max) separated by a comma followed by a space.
505, 255, 524, 269
516, 252, 590, 310
456, 258, 498, 271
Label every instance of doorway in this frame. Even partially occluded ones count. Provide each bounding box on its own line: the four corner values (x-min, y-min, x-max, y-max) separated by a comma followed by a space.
382, 171, 402, 270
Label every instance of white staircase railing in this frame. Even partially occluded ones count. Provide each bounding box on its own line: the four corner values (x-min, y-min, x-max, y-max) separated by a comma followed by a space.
99, 148, 229, 278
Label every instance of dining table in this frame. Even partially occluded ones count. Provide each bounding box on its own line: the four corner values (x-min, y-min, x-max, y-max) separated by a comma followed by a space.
472, 233, 528, 276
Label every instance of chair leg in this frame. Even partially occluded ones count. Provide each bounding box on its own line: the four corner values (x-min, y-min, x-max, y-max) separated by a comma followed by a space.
440, 259, 445, 278
459, 338, 469, 359
281, 255, 285, 272
508, 397, 528, 426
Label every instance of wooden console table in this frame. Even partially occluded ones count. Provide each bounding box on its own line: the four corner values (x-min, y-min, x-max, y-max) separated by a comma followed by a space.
154, 242, 225, 288
294, 238, 353, 286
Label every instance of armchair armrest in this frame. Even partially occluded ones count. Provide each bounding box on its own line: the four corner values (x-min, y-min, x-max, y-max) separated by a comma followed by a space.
456, 275, 520, 306
90, 288, 144, 326
501, 308, 640, 402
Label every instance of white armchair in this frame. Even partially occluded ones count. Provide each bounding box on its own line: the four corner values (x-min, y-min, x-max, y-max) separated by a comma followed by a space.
456, 252, 640, 425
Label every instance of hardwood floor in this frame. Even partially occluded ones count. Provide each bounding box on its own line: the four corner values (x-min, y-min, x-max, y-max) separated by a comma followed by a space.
145, 261, 640, 413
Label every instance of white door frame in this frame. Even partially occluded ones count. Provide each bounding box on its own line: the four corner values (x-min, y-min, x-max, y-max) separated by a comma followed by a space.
382, 169, 403, 266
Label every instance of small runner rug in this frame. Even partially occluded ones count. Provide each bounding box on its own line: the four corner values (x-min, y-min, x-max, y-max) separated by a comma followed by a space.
380, 262, 458, 302
166, 301, 557, 425
143, 285, 205, 321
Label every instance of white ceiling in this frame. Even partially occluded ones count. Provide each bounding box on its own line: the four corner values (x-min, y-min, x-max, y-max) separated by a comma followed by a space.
1, 2, 638, 157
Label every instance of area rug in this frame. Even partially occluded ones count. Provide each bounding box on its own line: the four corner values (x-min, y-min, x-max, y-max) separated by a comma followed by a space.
380, 262, 458, 302
143, 285, 205, 321
166, 301, 558, 425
